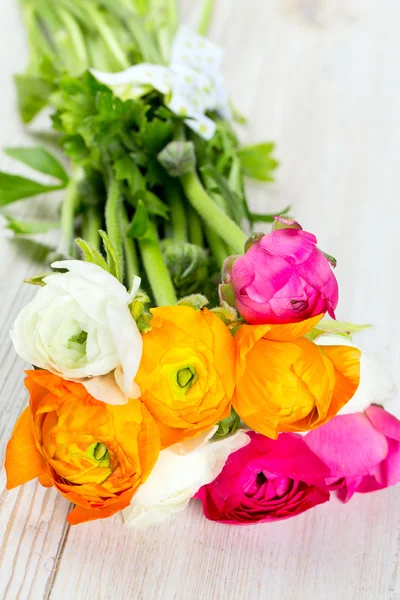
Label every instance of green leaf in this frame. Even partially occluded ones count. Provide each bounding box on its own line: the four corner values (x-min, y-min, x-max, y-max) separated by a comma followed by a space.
237, 143, 279, 181
307, 320, 371, 342
154, 106, 176, 120
230, 103, 248, 125
24, 272, 52, 286
5, 147, 69, 184
218, 283, 235, 307
0, 172, 63, 207
99, 230, 122, 282
75, 238, 108, 271
321, 251, 337, 268
126, 200, 149, 238
4, 216, 60, 235
249, 205, 291, 223
131, 189, 169, 219
228, 156, 245, 200
141, 119, 174, 155
14, 74, 56, 124
114, 155, 145, 194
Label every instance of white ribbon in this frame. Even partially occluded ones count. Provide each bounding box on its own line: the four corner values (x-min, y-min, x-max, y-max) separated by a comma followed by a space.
91, 25, 231, 140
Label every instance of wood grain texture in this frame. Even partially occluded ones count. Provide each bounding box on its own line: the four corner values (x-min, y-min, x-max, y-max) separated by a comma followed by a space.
1, 0, 400, 599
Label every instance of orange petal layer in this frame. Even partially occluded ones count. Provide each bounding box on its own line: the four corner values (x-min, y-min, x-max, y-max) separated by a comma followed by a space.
6, 370, 161, 525
5, 407, 46, 489
137, 306, 235, 446
233, 324, 361, 438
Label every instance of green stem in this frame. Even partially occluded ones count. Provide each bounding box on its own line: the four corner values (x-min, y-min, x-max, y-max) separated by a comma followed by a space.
21, 3, 53, 73
167, 0, 179, 34
59, 168, 80, 257
187, 205, 204, 247
156, 27, 172, 65
138, 221, 177, 306
126, 19, 163, 64
200, 172, 229, 214
82, 205, 101, 250
166, 181, 187, 242
121, 205, 140, 287
205, 226, 228, 267
35, 0, 82, 74
181, 170, 247, 254
56, 6, 89, 72
198, 0, 216, 36
86, 34, 117, 72
105, 176, 125, 277
90, 8, 130, 70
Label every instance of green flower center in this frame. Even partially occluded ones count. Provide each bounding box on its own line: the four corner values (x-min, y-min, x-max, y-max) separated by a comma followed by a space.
87, 442, 110, 468
67, 330, 88, 358
176, 366, 197, 391
57, 441, 113, 486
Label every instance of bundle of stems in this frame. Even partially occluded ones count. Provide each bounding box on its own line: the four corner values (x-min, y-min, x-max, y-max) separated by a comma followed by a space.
1, 0, 282, 306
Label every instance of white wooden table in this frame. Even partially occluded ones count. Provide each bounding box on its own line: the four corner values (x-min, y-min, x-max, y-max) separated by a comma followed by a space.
1, 1, 400, 598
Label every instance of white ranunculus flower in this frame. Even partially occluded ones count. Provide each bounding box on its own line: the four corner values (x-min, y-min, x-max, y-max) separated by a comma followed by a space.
123, 428, 250, 528
10, 260, 142, 404
317, 334, 396, 414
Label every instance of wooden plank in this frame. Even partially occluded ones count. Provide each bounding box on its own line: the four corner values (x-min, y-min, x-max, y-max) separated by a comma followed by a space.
46, 490, 400, 600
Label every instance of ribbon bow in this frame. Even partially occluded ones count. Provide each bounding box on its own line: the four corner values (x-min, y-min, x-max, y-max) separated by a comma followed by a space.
91, 25, 231, 140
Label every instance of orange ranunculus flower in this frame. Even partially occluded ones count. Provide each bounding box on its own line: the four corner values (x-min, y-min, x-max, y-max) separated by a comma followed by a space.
233, 315, 361, 438
136, 306, 235, 446
5, 371, 160, 525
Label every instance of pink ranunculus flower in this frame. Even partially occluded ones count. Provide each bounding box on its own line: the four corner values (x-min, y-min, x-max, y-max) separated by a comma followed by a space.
305, 405, 400, 502
195, 431, 330, 525
226, 227, 339, 325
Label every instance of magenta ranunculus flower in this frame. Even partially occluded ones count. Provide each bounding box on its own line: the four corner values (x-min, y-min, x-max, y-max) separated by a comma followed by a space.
226, 226, 339, 325
305, 405, 400, 502
195, 431, 330, 525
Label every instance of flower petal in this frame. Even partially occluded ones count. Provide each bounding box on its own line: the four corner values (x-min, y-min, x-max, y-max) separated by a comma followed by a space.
50, 260, 131, 304
305, 413, 388, 478
366, 405, 400, 441
105, 300, 143, 397
318, 345, 361, 419
5, 408, 46, 489
318, 335, 396, 415
80, 372, 129, 405
123, 429, 249, 527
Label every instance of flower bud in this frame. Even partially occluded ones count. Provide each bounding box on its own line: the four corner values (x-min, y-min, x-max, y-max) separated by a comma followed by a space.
163, 242, 208, 297
177, 294, 209, 310
229, 228, 339, 324
212, 408, 241, 440
210, 301, 238, 325
131, 289, 153, 332
158, 141, 196, 177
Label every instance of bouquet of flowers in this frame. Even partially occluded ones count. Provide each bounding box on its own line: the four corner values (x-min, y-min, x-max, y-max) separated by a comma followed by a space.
3, 0, 398, 528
